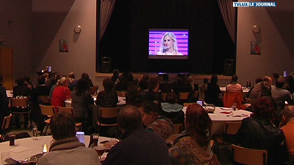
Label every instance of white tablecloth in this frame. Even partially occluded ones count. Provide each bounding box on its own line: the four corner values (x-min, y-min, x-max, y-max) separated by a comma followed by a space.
0, 135, 111, 165
182, 107, 252, 136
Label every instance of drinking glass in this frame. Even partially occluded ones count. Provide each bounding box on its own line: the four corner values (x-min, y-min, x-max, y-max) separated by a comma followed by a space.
32, 125, 38, 140
92, 133, 99, 146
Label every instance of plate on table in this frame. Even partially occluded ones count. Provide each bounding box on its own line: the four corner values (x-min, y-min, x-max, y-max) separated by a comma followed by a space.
220, 107, 231, 110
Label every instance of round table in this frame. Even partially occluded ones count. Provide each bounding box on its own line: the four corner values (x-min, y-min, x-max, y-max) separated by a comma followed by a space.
0, 135, 111, 165
183, 107, 252, 136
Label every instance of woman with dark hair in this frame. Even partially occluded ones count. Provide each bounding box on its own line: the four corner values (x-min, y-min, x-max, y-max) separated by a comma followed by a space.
205, 75, 222, 106
139, 101, 174, 140
160, 92, 184, 124
96, 78, 118, 107
167, 104, 220, 165
71, 78, 94, 123
236, 97, 289, 165
81, 72, 93, 88
126, 85, 139, 107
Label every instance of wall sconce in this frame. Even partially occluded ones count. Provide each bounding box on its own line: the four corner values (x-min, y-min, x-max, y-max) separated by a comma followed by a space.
74, 25, 82, 33
252, 24, 260, 33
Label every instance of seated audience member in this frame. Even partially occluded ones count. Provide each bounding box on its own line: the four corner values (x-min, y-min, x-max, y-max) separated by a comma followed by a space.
160, 92, 184, 124
139, 101, 174, 140
96, 78, 118, 107
223, 74, 245, 109
103, 105, 170, 165
236, 97, 288, 165
113, 71, 129, 91
226, 74, 242, 93
24, 76, 34, 90
281, 105, 294, 157
272, 76, 293, 115
111, 69, 120, 84
71, 79, 94, 123
81, 72, 94, 88
138, 77, 160, 102
205, 75, 222, 106
248, 76, 272, 106
167, 104, 220, 165
68, 72, 78, 91
0, 75, 9, 132
159, 74, 173, 93
38, 112, 99, 165
199, 78, 208, 100
51, 77, 71, 109
272, 73, 280, 86
126, 85, 139, 106
48, 73, 62, 98
12, 76, 31, 128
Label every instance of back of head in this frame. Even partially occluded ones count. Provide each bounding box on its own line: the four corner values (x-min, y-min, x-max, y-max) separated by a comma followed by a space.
139, 80, 148, 91
166, 92, 177, 104
50, 111, 76, 140
260, 81, 271, 97
272, 73, 279, 80
113, 69, 119, 76
210, 74, 218, 84
186, 104, 212, 146
231, 74, 238, 82
118, 105, 142, 132
81, 73, 89, 79
57, 77, 69, 86
148, 78, 159, 91
283, 105, 294, 120
127, 85, 139, 102
142, 74, 149, 81
37, 75, 46, 85
253, 97, 276, 119
103, 78, 114, 91
76, 78, 89, 95
262, 76, 272, 85
203, 78, 209, 84
275, 76, 285, 88
68, 72, 75, 79
15, 76, 25, 86
140, 100, 160, 115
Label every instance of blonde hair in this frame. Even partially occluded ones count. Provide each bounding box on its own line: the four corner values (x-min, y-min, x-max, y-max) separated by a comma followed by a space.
57, 77, 69, 86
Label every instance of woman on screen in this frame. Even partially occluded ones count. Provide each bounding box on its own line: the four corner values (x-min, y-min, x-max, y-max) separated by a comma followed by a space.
157, 32, 183, 55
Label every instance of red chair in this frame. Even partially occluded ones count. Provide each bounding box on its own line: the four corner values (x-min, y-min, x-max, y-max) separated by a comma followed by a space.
223, 92, 245, 109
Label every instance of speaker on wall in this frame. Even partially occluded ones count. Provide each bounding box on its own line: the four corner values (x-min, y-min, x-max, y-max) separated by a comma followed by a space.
100, 57, 112, 73
223, 59, 234, 76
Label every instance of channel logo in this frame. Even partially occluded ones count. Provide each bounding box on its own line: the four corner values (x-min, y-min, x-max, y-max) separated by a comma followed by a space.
233, 2, 277, 7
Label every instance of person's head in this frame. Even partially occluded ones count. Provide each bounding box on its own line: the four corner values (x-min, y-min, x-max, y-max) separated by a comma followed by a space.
50, 111, 76, 140
272, 73, 279, 81
282, 105, 294, 123
231, 74, 238, 82
103, 78, 114, 91
118, 105, 143, 133
255, 77, 262, 84
139, 101, 160, 127
68, 72, 75, 79
113, 69, 119, 76
81, 73, 90, 80
148, 78, 159, 92
160, 32, 179, 53
275, 76, 285, 88
139, 80, 148, 91
185, 104, 212, 146
166, 92, 177, 104
203, 78, 209, 84
15, 76, 25, 86
127, 85, 139, 103
253, 97, 276, 120
37, 75, 46, 85
57, 77, 69, 86
75, 78, 90, 95
127, 73, 134, 81
142, 74, 149, 81
260, 81, 271, 97
262, 76, 272, 85
210, 74, 218, 84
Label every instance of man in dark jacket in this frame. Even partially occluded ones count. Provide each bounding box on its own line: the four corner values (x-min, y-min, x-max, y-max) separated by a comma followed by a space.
103, 105, 170, 165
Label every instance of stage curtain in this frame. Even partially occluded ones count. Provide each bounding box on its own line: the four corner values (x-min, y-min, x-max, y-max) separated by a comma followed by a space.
217, 0, 236, 43
100, 0, 116, 40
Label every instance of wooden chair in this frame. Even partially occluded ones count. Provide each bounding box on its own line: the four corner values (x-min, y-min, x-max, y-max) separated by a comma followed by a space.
97, 107, 120, 127
214, 121, 242, 157
223, 92, 245, 110
178, 92, 190, 100
57, 106, 82, 130
89, 86, 99, 95
232, 144, 267, 165
1, 114, 12, 139
39, 105, 55, 135
10, 98, 31, 130
173, 123, 183, 134
38, 95, 50, 105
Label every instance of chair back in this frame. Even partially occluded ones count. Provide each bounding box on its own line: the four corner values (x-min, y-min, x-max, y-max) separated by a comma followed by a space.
173, 123, 183, 134
178, 92, 189, 100
11, 98, 28, 107
38, 95, 50, 105
89, 86, 99, 95
57, 106, 74, 115
223, 92, 244, 109
232, 144, 267, 165
99, 107, 120, 119
39, 105, 55, 116
2, 114, 12, 130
